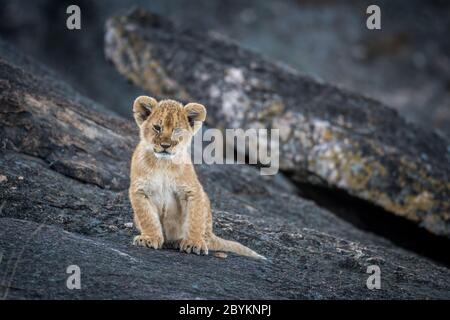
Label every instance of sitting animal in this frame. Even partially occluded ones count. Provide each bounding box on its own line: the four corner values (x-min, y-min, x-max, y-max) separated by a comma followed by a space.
129, 96, 264, 259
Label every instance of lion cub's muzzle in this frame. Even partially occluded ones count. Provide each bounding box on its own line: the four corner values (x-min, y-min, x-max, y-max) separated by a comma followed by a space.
153, 142, 176, 159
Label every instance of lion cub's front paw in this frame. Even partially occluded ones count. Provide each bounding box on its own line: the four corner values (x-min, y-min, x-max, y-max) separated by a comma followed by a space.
179, 238, 208, 255
133, 234, 164, 249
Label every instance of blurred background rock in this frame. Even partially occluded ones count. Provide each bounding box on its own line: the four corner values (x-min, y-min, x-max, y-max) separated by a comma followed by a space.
1, 0, 449, 138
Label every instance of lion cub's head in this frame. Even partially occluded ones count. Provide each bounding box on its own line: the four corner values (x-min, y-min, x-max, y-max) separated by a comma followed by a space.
133, 96, 206, 160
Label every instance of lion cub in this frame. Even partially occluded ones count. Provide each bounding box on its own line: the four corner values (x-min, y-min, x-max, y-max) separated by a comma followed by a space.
129, 96, 264, 259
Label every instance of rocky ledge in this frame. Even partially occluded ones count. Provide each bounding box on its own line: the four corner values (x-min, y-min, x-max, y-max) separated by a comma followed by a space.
0, 34, 449, 298
104, 9, 450, 239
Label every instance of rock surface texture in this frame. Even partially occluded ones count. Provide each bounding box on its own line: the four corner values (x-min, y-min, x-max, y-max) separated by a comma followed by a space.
104, 9, 450, 238
0, 38, 449, 299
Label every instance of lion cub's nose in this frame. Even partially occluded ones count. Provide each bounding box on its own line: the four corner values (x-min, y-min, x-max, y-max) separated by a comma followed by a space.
160, 142, 171, 149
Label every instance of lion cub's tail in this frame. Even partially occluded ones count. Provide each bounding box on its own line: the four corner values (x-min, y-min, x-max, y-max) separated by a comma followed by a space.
208, 234, 266, 260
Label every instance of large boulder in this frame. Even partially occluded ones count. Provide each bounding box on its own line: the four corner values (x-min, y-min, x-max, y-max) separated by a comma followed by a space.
0, 40, 449, 299
104, 9, 450, 238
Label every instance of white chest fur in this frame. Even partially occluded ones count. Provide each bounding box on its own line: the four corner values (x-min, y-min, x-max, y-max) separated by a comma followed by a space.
137, 170, 183, 220
134, 168, 187, 241
141, 171, 175, 210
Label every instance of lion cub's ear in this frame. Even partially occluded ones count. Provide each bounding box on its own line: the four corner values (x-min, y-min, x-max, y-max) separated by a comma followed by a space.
184, 103, 206, 134
133, 96, 158, 127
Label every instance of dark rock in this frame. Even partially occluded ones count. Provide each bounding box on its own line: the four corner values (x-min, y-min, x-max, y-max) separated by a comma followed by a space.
0, 39, 450, 299
2, 0, 449, 138
2, 217, 448, 300
0, 38, 136, 190
104, 9, 450, 238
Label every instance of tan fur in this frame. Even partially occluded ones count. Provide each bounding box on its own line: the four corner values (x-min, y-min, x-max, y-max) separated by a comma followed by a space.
129, 96, 265, 259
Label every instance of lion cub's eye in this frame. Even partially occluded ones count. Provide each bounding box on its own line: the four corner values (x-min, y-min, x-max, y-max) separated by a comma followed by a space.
153, 124, 161, 133
172, 128, 184, 139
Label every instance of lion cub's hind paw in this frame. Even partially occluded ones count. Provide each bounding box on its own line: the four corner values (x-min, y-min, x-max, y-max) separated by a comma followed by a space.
179, 238, 208, 255
133, 234, 164, 249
